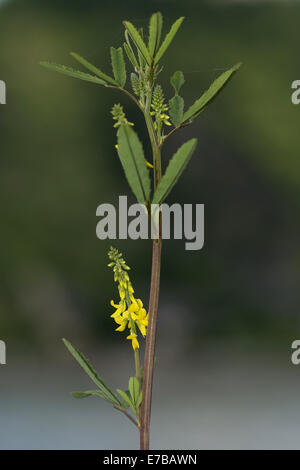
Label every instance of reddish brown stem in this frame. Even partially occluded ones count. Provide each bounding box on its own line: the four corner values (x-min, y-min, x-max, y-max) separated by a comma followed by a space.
140, 239, 162, 449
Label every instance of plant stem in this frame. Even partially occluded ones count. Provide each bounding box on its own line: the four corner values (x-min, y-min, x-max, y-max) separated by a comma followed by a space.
140, 98, 162, 449
140, 238, 162, 449
134, 349, 140, 383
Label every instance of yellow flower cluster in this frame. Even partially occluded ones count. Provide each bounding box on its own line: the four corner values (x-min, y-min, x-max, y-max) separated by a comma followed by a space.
151, 84, 172, 130
108, 247, 148, 350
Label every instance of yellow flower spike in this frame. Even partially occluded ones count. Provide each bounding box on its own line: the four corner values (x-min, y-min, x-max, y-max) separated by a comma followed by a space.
108, 247, 148, 350
115, 144, 119, 150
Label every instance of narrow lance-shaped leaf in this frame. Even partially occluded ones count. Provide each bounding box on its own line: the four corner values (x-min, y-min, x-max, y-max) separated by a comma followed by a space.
154, 17, 184, 65
110, 47, 126, 88
62, 338, 121, 406
136, 392, 143, 408
117, 124, 151, 204
169, 95, 184, 127
71, 390, 109, 400
182, 62, 242, 123
123, 42, 139, 69
117, 389, 131, 409
152, 138, 198, 205
148, 12, 163, 58
40, 62, 107, 85
123, 21, 152, 65
117, 389, 134, 410
170, 70, 185, 94
70, 52, 118, 86
137, 28, 146, 68
128, 376, 140, 405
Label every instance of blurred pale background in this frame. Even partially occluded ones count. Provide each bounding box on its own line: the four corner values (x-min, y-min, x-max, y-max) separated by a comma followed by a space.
0, 0, 300, 449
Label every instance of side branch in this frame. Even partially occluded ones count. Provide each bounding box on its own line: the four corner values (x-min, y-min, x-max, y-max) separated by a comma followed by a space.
106, 85, 143, 111
160, 121, 191, 147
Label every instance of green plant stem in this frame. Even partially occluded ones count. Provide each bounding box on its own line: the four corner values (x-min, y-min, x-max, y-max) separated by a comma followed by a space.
134, 349, 140, 383
106, 85, 143, 111
114, 405, 139, 427
140, 97, 162, 449
161, 121, 191, 148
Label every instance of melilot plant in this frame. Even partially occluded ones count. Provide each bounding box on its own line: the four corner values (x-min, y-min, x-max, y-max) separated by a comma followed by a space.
40, 12, 241, 450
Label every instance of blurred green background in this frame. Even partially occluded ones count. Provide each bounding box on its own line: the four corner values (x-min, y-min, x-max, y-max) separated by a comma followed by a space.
1, 0, 300, 449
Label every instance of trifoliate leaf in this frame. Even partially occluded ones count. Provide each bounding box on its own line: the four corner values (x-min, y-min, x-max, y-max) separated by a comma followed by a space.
70, 52, 118, 86
154, 17, 184, 65
110, 47, 126, 87
117, 124, 151, 204
152, 138, 198, 204
182, 62, 242, 123
169, 95, 184, 126
170, 70, 185, 94
40, 62, 107, 85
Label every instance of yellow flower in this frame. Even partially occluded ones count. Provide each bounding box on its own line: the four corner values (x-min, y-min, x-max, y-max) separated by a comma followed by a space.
108, 247, 148, 350
126, 333, 139, 350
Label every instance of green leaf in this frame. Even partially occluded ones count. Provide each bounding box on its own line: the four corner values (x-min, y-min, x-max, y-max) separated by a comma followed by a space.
70, 52, 118, 86
136, 28, 146, 68
71, 390, 108, 400
152, 138, 198, 204
123, 42, 139, 69
182, 62, 242, 123
170, 70, 185, 94
117, 389, 134, 410
169, 95, 184, 127
117, 389, 130, 409
136, 391, 143, 408
128, 377, 140, 404
123, 21, 152, 66
110, 47, 126, 88
148, 12, 163, 58
62, 338, 121, 406
154, 17, 184, 65
40, 62, 107, 85
117, 124, 151, 204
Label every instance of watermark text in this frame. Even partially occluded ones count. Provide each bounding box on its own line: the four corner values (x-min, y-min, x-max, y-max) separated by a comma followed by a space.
96, 196, 204, 251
